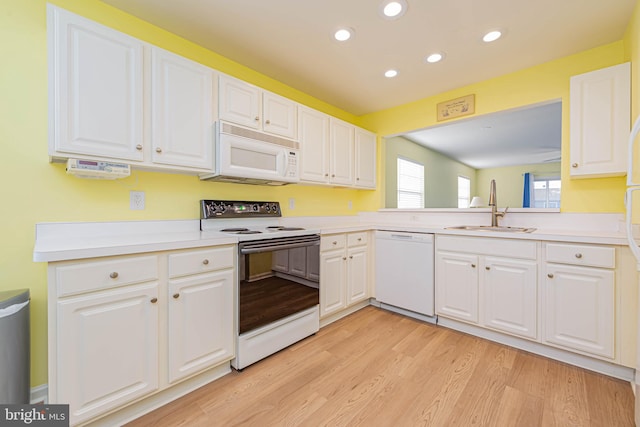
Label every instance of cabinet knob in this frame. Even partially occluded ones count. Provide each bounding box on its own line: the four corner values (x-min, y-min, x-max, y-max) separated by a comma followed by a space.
357, 177, 360, 181
173, 293, 180, 299
150, 297, 158, 304
325, 173, 329, 177
136, 144, 143, 151
357, 238, 362, 241
349, 255, 353, 259
203, 259, 209, 265
254, 116, 260, 122
485, 266, 490, 270
331, 174, 336, 178
109, 272, 119, 279
156, 147, 162, 153
343, 257, 347, 261
332, 241, 337, 245
575, 253, 583, 259
471, 264, 476, 268
547, 273, 554, 278
265, 119, 271, 125
572, 163, 578, 168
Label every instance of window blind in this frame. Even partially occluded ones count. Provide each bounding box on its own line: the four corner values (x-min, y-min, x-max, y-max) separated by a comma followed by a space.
397, 158, 424, 208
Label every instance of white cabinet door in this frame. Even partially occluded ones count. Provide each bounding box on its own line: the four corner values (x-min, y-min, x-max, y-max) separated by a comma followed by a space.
299, 106, 330, 183
57, 282, 159, 425
435, 251, 479, 323
168, 269, 234, 383
482, 257, 537, 339
263, 91, 297, 139
354, 128, 376, 189
569, 62, 630, 178
272, 250, 289, 273
150, 48, 215, 171
49, 6, 144, 161
218, 74, 260, 129
347, 245, 368, 305
289, 247, 307, 277
544, 264, 615, 358
320, 249, 347, 317
329, 119, 354, 186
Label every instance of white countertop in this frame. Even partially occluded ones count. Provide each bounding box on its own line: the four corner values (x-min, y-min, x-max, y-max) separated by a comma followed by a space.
33, 212, 632, 262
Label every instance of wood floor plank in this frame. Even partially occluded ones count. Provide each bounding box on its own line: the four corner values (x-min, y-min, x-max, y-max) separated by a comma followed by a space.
126, 306, 635, 427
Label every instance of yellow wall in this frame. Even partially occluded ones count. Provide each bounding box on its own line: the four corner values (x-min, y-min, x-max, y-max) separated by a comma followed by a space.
360, 42, 630, 213
2, 0, 639, 388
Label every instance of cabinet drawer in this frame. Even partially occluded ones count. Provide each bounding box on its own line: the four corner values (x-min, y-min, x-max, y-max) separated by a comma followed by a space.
55, 255, 159, 297
321, 234, 347, 251
436, 235, 537, 260
545, 243, 615, 268
347, 232, 368, 247
168, 245, 235, 278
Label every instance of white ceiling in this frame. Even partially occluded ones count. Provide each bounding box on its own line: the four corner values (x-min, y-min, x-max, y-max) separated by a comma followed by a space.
100, 0, 634, 116
402, 101, 562, 169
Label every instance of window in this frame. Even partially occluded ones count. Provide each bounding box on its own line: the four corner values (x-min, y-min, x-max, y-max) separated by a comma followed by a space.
457, 176, 471, 208
533, 178, 561, 208
397, 158, 424, 208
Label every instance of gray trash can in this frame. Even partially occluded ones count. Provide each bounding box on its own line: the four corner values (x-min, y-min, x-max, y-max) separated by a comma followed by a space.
0, 289, 30, 404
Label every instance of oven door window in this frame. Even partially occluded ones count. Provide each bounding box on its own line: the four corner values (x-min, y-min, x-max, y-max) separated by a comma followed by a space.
239, 239, 319, 335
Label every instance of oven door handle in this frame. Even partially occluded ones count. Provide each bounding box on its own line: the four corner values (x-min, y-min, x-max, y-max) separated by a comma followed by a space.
239, 240, 319, 254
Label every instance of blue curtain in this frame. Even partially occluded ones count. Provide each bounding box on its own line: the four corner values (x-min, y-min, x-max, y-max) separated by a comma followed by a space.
523, 173, 531, 207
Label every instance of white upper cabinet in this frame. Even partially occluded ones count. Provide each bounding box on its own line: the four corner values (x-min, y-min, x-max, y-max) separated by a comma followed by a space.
299, 106, 330, 183
48, 5, 144, 161
569, 62, 630, 178
219, 74, 297, 139
150, 47, 215, 171
329, 118, 355, 186
354, 128, 377, 189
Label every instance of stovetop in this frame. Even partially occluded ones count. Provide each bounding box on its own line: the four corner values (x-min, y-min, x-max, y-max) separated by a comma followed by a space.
200, 200, 318, 241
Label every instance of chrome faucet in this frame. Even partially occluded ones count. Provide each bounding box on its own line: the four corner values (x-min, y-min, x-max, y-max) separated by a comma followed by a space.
488, 179, 508, 227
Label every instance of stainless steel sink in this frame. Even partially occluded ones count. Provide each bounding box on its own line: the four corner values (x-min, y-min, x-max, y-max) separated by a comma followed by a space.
445, 225, 537, 233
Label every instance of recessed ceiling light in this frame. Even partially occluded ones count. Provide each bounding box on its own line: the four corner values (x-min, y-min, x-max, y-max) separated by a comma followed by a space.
425, 52, 445, 63
379, 0, 408, 20
482, 30, 502, 43
334, 27, 354, 42
384, 69, 398, 78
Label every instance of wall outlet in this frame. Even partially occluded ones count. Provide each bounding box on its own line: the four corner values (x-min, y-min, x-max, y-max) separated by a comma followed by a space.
289, 198, 295, 210
130, 191, 145, 210
348, 200, 353, 210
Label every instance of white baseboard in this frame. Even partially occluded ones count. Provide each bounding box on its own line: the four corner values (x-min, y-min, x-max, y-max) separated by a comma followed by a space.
30, 384, 48, 404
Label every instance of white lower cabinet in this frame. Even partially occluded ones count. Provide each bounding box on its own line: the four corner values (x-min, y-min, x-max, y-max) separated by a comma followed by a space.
56, 281, 160, 424
48, 245, 235, 426
483, 257, 537, 339
435, 236, 538, 340
320, 232, 369, 318
543, 243, 616, 359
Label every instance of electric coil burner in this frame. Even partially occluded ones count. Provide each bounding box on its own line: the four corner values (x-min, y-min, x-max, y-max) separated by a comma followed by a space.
200, 200, 320, 370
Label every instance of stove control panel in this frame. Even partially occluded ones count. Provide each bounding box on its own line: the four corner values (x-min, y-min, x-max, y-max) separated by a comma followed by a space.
201, 200, 281, 219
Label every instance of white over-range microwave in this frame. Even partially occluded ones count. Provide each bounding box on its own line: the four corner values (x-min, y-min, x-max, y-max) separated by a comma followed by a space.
200, 121, 299, 185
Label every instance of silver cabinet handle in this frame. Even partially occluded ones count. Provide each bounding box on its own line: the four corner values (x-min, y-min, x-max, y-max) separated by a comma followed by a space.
173, 293, 180, 299
203, 259, 209, 265
572, 163, 578, 168
150, 297, 158, 304
325, 173, 329, 177
575, 253, 583, 259
265, 119, 271, 125
548, 273, 554, 278
349, 255, 353, 259
155, 147, 162, 153
109, 272, 119, 279
136, 144, 143, 151
254, 116, 260, 122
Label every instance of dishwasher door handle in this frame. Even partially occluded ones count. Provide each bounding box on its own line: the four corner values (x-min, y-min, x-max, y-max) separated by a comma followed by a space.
390, 234, 414, 239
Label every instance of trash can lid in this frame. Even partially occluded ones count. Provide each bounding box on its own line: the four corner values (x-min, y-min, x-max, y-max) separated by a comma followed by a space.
0, 289, 29, 308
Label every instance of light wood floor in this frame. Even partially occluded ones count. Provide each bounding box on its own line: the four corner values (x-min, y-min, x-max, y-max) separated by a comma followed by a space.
127, 306, 635, 426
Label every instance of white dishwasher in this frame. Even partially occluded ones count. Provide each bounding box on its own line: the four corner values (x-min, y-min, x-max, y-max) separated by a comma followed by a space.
375, 230, 435, 318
